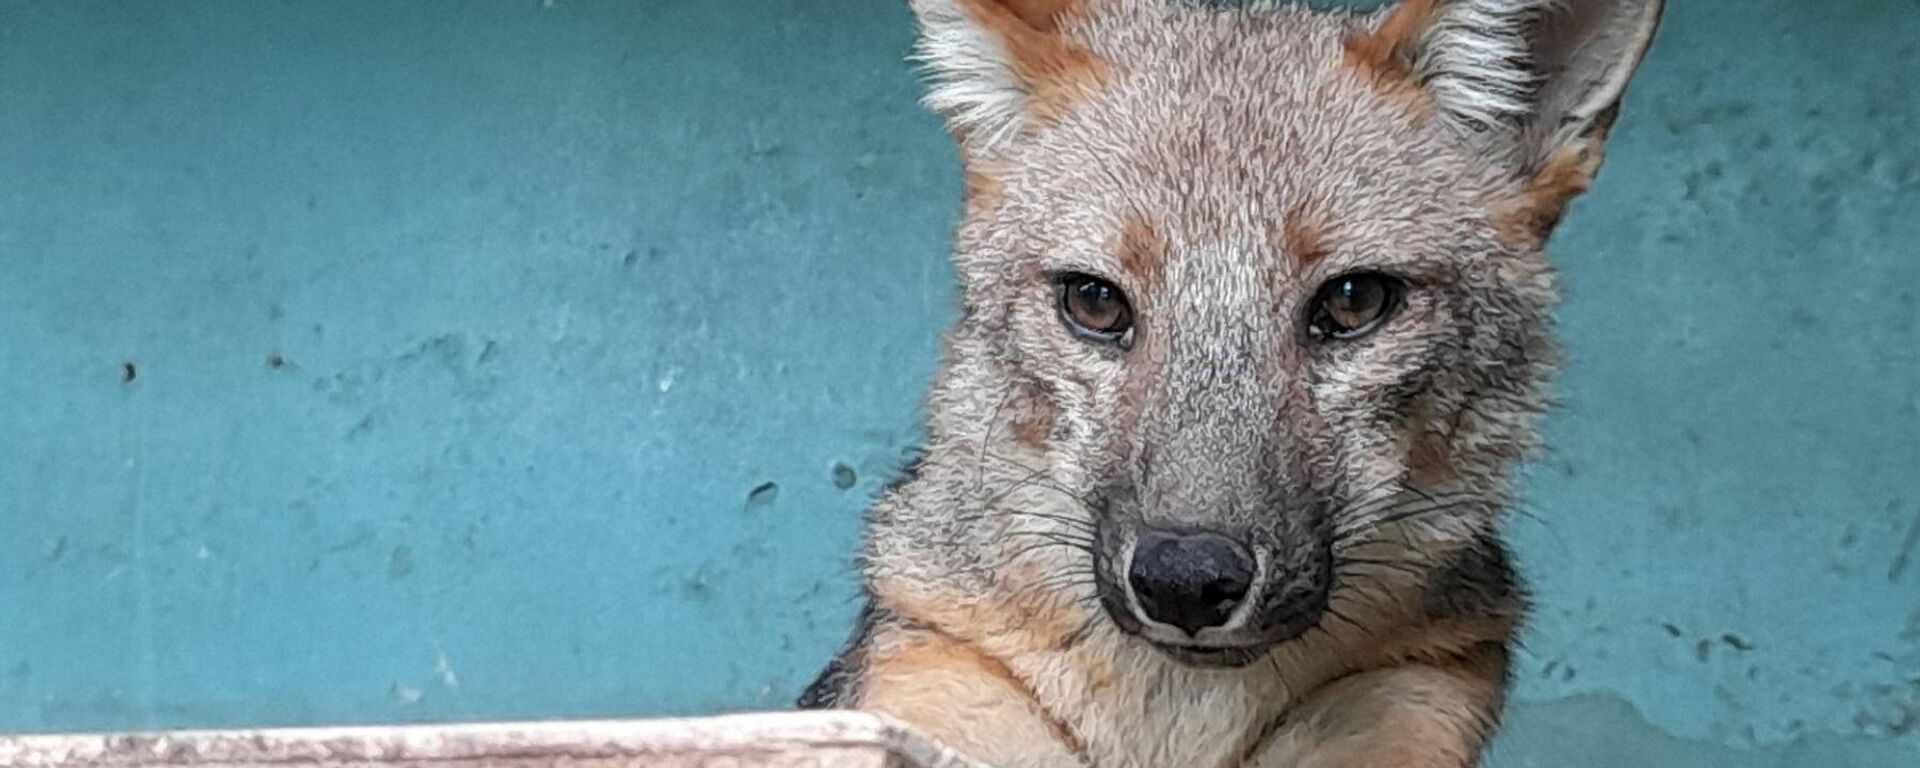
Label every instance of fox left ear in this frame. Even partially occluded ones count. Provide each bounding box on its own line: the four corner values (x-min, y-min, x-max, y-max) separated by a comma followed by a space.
909, 0, 1108, 153
1351, 0, 1664, 234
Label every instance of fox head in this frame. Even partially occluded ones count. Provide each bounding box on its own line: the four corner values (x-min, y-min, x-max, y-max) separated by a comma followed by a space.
869, 0, 1662, 667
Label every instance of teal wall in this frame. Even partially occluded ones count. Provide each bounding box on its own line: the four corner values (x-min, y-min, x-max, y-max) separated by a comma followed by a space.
1, 1, 1915, 766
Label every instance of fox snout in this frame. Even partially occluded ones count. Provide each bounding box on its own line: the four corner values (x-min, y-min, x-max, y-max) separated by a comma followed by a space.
1100, 513, 1333, 668
1127, 530, 1253, 634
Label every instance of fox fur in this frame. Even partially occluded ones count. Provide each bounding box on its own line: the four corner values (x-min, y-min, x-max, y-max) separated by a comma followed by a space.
799, 1, 1665, 766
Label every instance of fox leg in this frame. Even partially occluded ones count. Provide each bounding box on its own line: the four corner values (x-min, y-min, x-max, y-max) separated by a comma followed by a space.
1255, 647, 1508, 768
856, 626, 1086, 768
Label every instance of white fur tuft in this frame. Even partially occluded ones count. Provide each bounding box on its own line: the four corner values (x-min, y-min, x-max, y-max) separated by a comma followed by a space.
910, 0, 1031, 149
1413, 0, 1548, 132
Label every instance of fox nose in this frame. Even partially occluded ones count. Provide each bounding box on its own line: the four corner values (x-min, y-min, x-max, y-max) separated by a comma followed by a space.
1127, 530, 1256, 635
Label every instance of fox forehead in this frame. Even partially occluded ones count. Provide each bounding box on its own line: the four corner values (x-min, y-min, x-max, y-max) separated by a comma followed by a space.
974, 3, 1508, 293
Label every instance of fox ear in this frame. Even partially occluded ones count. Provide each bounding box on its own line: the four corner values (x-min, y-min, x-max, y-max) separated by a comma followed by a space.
910, 0, 1106, 151
1351, 0, 1663, 186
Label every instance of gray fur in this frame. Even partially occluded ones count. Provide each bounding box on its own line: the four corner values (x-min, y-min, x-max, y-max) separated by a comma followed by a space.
806, 1, 1663, 764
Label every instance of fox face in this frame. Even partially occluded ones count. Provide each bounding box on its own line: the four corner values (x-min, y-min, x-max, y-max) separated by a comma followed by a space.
870, 0, 1660, 670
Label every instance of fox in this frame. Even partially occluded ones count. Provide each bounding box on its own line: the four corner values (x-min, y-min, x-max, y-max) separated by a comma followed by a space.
797, 1, 1664, 766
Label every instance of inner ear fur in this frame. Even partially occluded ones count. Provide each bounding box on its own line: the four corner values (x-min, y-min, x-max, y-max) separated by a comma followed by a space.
1347, 0, 1665, 237
910, 0, 1110, 151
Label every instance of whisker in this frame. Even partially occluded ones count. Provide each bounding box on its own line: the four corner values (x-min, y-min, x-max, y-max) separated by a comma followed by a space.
1336, 556, 1429, 579
1334, 493, 1485, 544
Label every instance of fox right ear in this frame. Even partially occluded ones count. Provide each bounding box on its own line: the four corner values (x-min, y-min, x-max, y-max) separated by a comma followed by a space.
1349, 0, 1663, 146
909, 0, 1107, 152
1349, 0, 1664, 236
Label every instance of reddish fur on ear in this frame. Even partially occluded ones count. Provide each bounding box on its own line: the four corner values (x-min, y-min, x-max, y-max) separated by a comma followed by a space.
1493, 138, 1608, 244
1341, 0, 1443, 121
996, 0, 1083, 31
1343, 0, 1444, 80
954, 0, 1108, 127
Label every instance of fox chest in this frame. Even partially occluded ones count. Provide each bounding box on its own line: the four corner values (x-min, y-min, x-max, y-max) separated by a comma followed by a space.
1037, 655, 1284, 768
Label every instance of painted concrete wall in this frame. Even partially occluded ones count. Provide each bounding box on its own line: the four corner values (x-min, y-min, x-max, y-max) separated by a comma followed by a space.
1, 1, 1915, 765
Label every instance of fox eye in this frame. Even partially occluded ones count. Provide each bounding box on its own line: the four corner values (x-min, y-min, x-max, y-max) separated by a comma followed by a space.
1057, 273, 1134, 345
1307, 272, 1403, 341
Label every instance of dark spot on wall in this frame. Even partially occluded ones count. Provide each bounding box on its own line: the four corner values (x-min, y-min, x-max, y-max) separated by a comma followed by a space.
1890, 505, 1919, 581
1721, 634, 1754, 652
388, 546, 414, 580
1680, 160, 1727, 202
681, 564, 716, 600
327, 529, 374, 554
624, 246, 665, 269
267, 353, 287, 370
747, 482, 780, 508
1662, 623, 1683, 638
1663, 101, 1754, 134
1853, 680, 1920, 737
1695, 639, 1712, 663
388, 682, 422, 704
830, 463, 857, 490
1786, 306, 1818, 331
731, 537, 772, 560
120, 362, 137, 384
45, 536, 68, 562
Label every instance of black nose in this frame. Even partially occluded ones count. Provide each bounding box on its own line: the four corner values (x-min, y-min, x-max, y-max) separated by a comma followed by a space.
1127, 530, 1256, 635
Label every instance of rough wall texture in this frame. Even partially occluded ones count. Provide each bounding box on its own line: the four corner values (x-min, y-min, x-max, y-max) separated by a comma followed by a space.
0, 1, 1915, 765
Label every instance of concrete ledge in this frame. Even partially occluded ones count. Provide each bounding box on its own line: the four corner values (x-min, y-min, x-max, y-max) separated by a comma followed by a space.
0, 712, 987, 768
